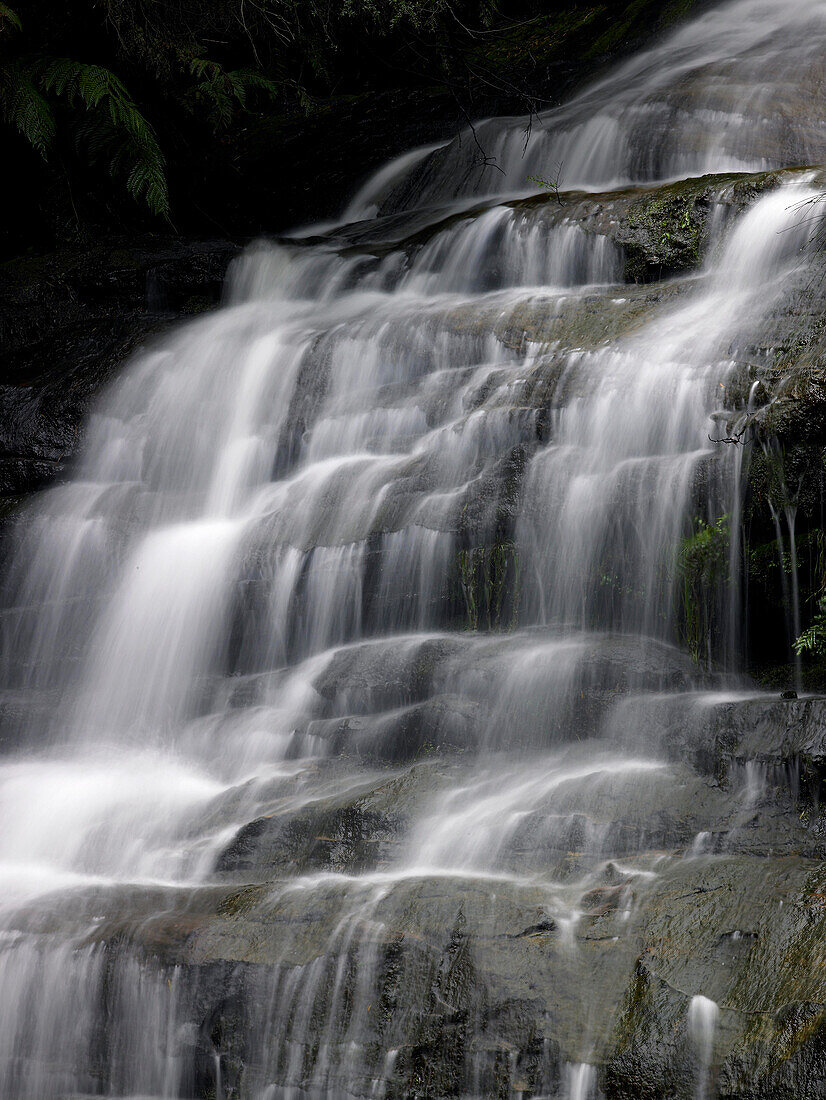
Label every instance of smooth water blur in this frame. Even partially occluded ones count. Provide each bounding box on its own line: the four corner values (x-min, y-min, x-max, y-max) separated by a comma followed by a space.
373, 0, 826, 212
0, 0, 825, 1096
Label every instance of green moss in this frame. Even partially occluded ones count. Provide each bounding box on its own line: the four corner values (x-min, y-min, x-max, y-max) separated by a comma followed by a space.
456, 541, 520, 631
607, 960, 655, 1051
180, 293, 212, 314
624, 180, 708, 280
216, 884, 268, 917
677, 515, 730, 666
764, 1006, 826, 1076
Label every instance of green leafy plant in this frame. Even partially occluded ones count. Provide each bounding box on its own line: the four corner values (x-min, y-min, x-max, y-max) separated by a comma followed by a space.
528, 161, 564, 205
793, 531, 826, 657
187, 58, 281, 130
42, 58, 169, 216
0, 1, 20, 31
0, 6, 169, 217
677, 515, 730, 665
793, 597, 826, 656
0, 56, 53, 155
1, 6, 53, 156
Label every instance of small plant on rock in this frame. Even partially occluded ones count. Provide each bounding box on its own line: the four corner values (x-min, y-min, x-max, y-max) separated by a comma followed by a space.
527, 160, 564, 205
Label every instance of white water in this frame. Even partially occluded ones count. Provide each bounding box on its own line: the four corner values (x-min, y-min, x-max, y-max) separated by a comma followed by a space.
374, 0, 826, 212
1, 1, 826, 1096
688, 995, 720, 1100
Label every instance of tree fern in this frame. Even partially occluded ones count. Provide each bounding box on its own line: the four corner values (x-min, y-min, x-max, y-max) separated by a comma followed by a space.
188, 57, 281, 130
0, 4, 54, 156
1, 3, 169, 220
0, 1, 21, 34
40, 58, 169, 217
1, 59, 55, 156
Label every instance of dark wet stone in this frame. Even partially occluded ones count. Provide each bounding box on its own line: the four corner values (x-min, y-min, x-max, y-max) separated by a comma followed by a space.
0, 237, 238, 500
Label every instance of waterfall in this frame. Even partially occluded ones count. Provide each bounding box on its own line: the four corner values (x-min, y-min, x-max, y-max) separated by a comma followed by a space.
2, 1, 826, 1097
688, 995, 719, 1100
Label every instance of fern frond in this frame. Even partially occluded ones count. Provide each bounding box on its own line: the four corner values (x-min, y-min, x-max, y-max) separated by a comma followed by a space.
79, 65, 129, 110
74, 114, 117, 159
794, 597, 826, 656
0, 2, 21, 34
39, 57, 80, 98
186, 57, 281, 128
36, 57, 170, 217
227, 71, 247, 108
126, 159, 169, 218
230, 68, 281, 103
1, 61, 55, 156
189, 57, 221, 80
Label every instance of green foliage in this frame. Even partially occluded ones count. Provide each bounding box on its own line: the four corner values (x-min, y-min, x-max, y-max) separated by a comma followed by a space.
677, 515, 729, 665
187, 58, 280, 130
793, 530, 826, 657
658, 205, 691, 249
0, 7, 169, 217
1, 59, 54, 156
0, 2, 21, 34
0, 3, 54, 157
793, 596, 826, 656
528, 162, 564, 205
40, 58, 169, 217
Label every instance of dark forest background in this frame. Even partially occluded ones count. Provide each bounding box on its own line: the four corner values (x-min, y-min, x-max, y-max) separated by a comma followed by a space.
3, 0, 707, 256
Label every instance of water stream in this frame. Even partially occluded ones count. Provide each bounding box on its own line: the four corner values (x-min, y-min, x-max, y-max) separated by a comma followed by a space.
2, 0, 826, 1096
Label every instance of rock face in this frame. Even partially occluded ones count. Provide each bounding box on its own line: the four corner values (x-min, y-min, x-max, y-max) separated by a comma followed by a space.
0, 237, 238, 501
22, 719, 826, 1099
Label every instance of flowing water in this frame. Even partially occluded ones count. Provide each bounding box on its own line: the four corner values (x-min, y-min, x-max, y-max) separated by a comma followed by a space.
2, 1, 826, 1097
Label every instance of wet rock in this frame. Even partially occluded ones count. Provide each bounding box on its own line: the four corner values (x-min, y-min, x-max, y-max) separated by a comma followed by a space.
60, 850, 826, 1098
604, 856, 826, 1099
0, 237, 238, 500
305, 630, 706, 762
333, 167, 815, 294
217, 801, 402, 877
642, 693, 826, 803
5, 743, 825, 1099
306, 695, 480, 761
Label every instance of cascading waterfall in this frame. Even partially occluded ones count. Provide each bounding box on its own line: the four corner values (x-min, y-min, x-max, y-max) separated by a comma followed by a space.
2, 1, 826, 1097
367, 0, 826, 213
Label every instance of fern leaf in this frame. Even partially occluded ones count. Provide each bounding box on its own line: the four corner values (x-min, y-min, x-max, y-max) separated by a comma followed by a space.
38, 58, 170, 218
231, 68, 282, 104
190, 57, 220, 80
0, 2, 22, 34
1, 62, 55, 156
40, 57, 81, 98
76, 64, 123, 110
126, 160, 169, 218
227, 72, 247, 108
